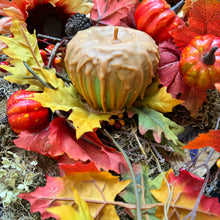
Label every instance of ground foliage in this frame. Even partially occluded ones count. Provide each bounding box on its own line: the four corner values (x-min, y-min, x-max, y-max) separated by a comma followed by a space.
0, 0, 220, 219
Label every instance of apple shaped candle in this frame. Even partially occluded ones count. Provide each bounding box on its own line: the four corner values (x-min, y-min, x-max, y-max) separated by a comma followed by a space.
65, 26, 159, 114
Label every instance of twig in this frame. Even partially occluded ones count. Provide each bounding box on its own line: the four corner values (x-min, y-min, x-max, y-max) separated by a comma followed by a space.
47, 40, 65, 68
37, 34, 62, 42
103, 129, 142, 220
23, 61, 55, 89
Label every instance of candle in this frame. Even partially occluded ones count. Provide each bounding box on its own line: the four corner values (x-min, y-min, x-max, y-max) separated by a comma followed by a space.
65, 25, 159, 114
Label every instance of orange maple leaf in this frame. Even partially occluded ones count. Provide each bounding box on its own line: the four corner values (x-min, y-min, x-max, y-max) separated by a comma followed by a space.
183, 130, 220, 152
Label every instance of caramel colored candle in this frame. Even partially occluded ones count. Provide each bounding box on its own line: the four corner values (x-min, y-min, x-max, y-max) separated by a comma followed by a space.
65, 26, 159, 114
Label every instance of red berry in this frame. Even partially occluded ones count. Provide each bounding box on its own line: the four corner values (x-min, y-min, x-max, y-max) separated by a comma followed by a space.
39, 49, 47, 60
53, 57, 61, 65
0, 61, 9, 73
46, 44, 55, 52
114, 121, 122, 130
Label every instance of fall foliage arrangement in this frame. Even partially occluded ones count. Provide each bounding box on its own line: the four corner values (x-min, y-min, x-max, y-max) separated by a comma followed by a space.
0, 0, 220, 219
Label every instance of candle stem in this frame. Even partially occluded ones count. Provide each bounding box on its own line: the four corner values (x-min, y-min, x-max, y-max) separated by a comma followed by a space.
112, 26, 120, 43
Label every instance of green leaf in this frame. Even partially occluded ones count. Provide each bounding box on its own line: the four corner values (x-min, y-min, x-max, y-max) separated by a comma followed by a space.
128, 107, 184, 145
121, 164, 163, 220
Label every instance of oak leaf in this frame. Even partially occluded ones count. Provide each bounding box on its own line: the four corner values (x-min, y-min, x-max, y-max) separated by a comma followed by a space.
19, 162, 130, 220
151, 169, 220, 219
171, 0, 220, 50
47, 188, 93, 220
134, 80, 184, 113
128, 106, 184, 144
14, 118, 127, 173
183, 130, 220, 152
90, 0, 136, 26
121, 164, 163, 219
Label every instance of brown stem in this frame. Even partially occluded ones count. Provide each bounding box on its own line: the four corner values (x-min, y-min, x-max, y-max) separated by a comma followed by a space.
202, 46, 218, 65
171, 0, 185, 14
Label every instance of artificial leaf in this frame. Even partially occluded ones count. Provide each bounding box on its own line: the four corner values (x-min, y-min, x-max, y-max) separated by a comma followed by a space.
47, 188, 93, 220
19, 162, 130, 220
171, 0, 220, 50
183, 130, 220, 152
120, 164, 162, 220
151, 169, 220, 219
30, 80, 110, 138
158, 40, 207, 117
90, 0, 136, 26
134, 80, 184, 113
128, 106, 184, 144
0, 19, 43, 67
69, 107, 110, 139
0, 19, 59, 91
14, 117, 128, 173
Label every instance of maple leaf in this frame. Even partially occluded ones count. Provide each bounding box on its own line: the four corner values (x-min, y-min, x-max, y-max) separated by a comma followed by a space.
183, 130, 220, 152
90, 0, 136, 26
19, 162, 130, 220
29, 77, 110, 138
47, 188, 93, 220
120, 164, 163, 219
14, 118, 128, 173
128, 106, 184, 145
133, 80, 184, 113
158, 40, 207, 117
151, 169, 220, 219
171, 0, 220, 50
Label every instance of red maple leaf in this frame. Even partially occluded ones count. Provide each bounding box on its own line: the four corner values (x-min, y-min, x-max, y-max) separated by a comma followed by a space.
171, 0, 220, 50
14, 118, 128, 173
90, 0, 137, 26
158, 40, 207, 117
183, 130, 220, 152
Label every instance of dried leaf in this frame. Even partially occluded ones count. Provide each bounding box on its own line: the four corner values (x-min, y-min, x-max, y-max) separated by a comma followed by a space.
171, 0, 220, 50
19, 162, 130, 220
151, 169, 220, 219
14, 118, 128, 173
183, 130, 220, 152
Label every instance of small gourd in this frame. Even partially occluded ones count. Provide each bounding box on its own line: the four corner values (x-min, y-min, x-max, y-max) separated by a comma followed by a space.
179, 34, 220, 90
64, 26, 159, 114
134, 0, 182, 43
7, 90, 50, 133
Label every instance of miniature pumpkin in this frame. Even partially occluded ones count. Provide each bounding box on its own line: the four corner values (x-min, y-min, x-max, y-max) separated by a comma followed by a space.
179, 34, 220, 90
7, 90, 50, 133
134, 0, 181, 43
65, 26, 159, 114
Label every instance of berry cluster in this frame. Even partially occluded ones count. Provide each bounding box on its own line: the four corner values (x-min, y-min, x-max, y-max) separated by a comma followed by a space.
65, 13, 93, 37
39, 44, 61, 67
101, 113, 126, 130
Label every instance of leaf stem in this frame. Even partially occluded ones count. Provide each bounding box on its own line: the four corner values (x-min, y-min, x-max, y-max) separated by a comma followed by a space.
23, 61, 55, 89
103, 129, 142, 220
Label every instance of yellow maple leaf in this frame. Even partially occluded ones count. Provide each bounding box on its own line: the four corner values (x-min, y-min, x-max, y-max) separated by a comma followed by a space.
47, 188, 93, 220
30, 75, 110, 138
134, 80, 184, 113
0, 19, 43, 68
69, 107, 110, 139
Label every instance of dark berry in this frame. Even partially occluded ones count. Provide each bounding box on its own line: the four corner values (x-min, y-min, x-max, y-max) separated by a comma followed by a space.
114, 121, 122, 130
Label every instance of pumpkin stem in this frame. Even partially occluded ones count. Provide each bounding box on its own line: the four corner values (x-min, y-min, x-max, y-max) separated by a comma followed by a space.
202, 46, 218, 65
171, 0, 185, 14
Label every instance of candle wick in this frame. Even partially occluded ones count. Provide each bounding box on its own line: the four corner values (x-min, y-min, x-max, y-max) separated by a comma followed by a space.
112, 26, 120, 43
